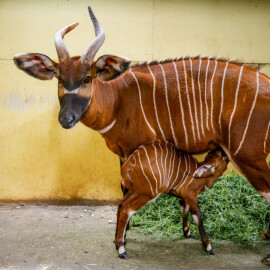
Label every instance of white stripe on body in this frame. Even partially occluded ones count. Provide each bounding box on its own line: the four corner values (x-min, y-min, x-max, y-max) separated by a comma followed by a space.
120, 75, 128, 88
130, 69, 156, 136
228, 65, 244, 151
148, 65, 166, 140
219, 62, 229, 133
181, 155, 198, 191
234, 71, 260, 156
178, 155, 192, 190
172, 60, 189, 148
137, 150, 155, 195
159, 64, 178, 146
204, 58, 211, 131
163, 143, 169, 187
264, 120, 270, 155
151, 142, 162, 187
97, 119, 117, 134
167, 145, 174, 186
157, 141, 165, 184
189, 58, 201, 141
129, 155, 136, 167
210, 59, 218, 133
167, 146, 176, 190
197, 57, 205, 138
169, 147, 177, 183
174, 154, 190, 190
169, 152, 182, 190
142, 146, 159, 194
183, 59, 197, 145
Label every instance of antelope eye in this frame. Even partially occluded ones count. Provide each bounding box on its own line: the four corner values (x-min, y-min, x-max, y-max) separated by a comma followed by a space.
83, 76, 91, 83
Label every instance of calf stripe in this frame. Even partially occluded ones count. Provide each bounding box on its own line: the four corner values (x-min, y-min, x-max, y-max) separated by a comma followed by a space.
170, 152, 182, 190
130, 69, 156, 136
137, 151, 154, 195
190, 58, 200, 141
169, 148, 176, 183
219, 62, 229, 133
159, 64, 178, 145
152, 142, 162, 187
210, 59, 218, 132
164, 143, 169, 186
142, 146, 159, 194
148, 65, 166, 140
178, 155, 191, 190
172, 61, 188, 148
197, 58, 205, 137
228, 65, 244, 151
183, 59, 197, 144
174, 154, 188, 190
264, 120, 270, 155
234, 72, 259, 156
157, 141, 165, 181
167, 146, 174, 184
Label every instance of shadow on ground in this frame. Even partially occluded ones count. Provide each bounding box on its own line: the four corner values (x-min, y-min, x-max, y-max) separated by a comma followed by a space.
0, 206, 268, 269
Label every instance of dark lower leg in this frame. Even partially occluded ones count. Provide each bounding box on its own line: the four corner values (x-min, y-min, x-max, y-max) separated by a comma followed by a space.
121, 184, 130, 233
179, 199, 190, 238
189, 202, 214, 255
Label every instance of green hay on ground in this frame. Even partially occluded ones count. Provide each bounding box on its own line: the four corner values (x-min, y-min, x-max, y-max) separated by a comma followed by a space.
130, 173, 270, 245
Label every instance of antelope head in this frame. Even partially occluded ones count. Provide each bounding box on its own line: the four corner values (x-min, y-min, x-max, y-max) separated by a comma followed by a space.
14, 7, 130, 129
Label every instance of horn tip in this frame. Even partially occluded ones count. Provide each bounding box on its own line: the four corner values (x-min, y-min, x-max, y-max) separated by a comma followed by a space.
88, 6, 95, 18
68, 22, 79, 31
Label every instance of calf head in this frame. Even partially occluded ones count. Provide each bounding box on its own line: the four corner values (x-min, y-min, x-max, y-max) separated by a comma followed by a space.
193, 147, 229, 178
13, 7, 130, 129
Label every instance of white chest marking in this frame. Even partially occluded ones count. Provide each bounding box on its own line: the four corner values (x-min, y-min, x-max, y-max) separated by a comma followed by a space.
98, 119, 117, 134
64, 88, 79, 94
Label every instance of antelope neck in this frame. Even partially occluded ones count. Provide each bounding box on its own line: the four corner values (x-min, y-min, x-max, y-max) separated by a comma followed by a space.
80, 78, 118, 133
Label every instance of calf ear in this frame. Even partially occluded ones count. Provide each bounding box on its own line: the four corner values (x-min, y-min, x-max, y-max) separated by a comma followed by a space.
193, 165, 216, 178
95, 55, 131, 81
13, 53, 59, 80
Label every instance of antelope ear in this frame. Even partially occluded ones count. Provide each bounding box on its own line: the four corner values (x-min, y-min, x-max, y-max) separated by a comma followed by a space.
193, 165, 216, 178
13, 53, 59, 80
95, 55, 131, 81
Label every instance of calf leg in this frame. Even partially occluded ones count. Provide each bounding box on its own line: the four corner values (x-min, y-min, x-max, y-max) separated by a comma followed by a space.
178, 199, 190, 238
183, 197, 214, 255
121, 184, 130, 233
115, 192, 154, 259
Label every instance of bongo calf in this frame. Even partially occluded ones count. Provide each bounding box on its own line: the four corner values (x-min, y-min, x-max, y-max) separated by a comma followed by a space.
115, 141, 228, 259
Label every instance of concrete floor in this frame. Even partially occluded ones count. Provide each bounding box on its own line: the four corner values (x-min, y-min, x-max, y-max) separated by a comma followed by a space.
0, 205, 269, 270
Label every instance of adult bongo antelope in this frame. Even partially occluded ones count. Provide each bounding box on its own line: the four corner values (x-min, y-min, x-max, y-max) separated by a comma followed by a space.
13, 7, 270, 262
117, 142, 228, 258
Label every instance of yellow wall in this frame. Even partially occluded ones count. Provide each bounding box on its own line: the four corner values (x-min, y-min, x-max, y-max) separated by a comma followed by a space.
1, 0, 270, 202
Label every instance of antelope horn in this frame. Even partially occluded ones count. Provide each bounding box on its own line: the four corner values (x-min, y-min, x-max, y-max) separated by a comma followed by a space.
54, 22, 79, 62
80, 7, 105, 64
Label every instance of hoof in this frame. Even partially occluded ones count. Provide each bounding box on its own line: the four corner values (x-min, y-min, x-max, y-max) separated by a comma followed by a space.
184, 230, 191, 238
260, 233, 270, 240
209, 250, 215, 255
119, 252, 128, 259
262, 254, 270, 265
